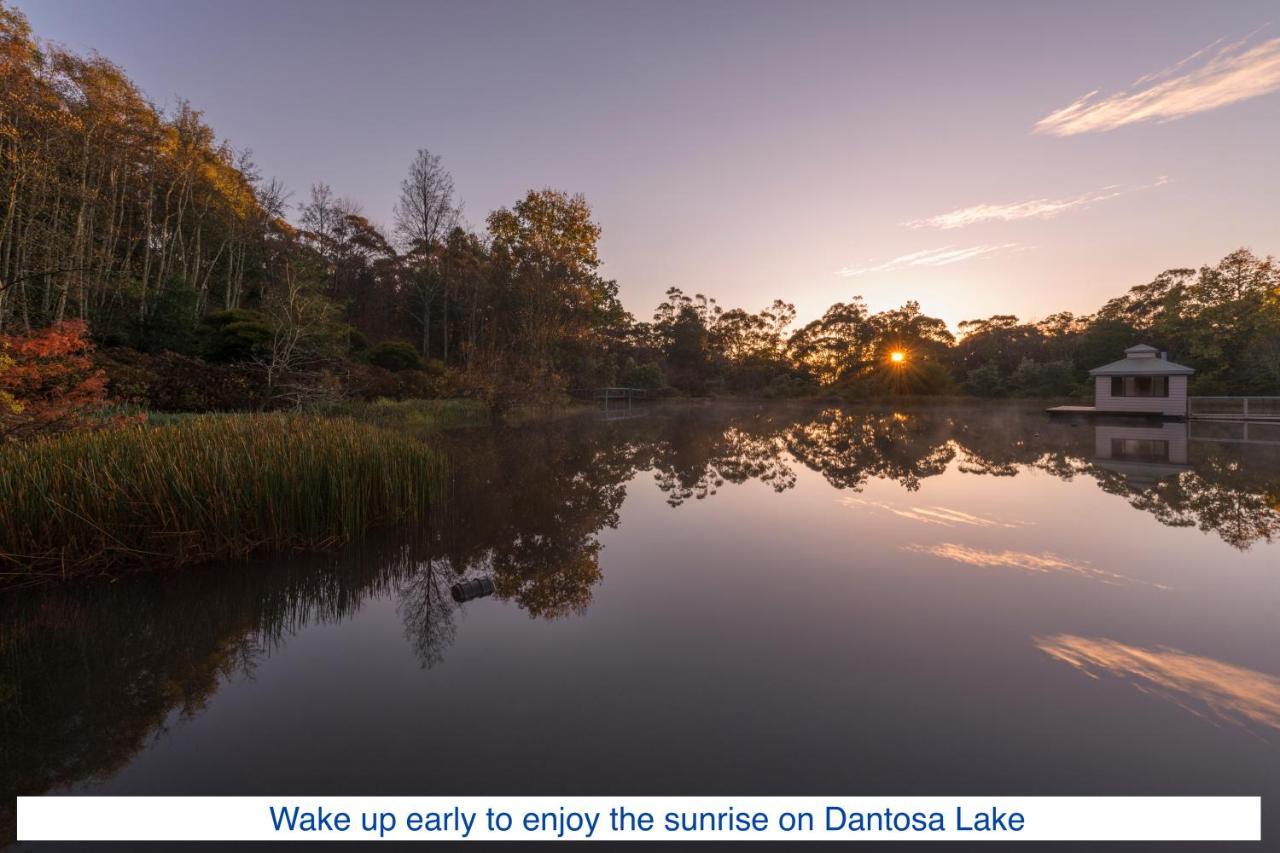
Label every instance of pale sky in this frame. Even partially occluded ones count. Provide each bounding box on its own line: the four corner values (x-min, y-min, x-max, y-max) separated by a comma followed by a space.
20, 0, 1280, 329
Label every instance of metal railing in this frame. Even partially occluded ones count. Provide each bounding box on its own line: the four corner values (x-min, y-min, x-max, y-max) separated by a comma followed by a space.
596, 387, 649, 401
1188, 396, 1280, 421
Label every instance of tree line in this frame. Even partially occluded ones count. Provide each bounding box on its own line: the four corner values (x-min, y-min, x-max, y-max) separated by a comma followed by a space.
2, 2, 1278, 415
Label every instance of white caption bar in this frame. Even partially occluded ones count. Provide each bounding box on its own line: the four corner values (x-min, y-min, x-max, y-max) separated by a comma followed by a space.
18, 796, 1261, 842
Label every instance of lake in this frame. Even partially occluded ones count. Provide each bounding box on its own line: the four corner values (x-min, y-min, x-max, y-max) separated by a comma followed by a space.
3, 402, 1279, 851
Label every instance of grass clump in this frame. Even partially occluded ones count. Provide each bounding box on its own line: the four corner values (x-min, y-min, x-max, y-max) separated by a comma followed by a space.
323, 398, 490, 436
0, 413, 444, 584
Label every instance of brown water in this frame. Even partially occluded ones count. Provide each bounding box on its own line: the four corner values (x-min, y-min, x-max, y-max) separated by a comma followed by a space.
4, 402, 1279, 851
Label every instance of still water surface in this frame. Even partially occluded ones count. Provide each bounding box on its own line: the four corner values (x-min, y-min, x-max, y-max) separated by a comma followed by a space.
4, 402, 1279, 851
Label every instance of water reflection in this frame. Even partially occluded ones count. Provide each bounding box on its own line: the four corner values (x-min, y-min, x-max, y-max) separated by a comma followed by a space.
632, 406, 1280, 551
1093, 422, 1191, 493
2, 402, 1279, 841
843, 497, 1030, 528
1088, 424, 1280, 550
903, 543, 1171, 589
1082, 421, 1280, 548
0, 543, 413, 840
649, 424, 796, 506
1036, 634, 1280, 738
785, 409, 955, 491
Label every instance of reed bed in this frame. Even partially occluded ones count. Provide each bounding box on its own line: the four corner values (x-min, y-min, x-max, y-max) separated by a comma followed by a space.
0, 413, 444, 584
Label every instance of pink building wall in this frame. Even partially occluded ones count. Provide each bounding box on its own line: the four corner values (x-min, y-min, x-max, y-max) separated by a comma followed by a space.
1094, 375, 1188, 417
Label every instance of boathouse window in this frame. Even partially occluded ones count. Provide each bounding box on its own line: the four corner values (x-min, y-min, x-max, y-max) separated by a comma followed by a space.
1111, 438, 1170, 462
1110, 376, 1168, 397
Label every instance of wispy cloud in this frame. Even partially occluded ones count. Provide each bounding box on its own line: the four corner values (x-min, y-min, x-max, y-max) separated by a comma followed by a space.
904, 542, 1171, 589
1036, 634, 1280, 736
836, 243, 1027, 277
1035, 28, 1280, 136
903, 177, 1169, 230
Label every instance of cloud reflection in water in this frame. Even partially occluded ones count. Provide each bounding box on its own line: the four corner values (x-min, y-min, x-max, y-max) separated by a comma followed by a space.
1036, 634, 1280, 737
843, 496, 1030, 528
904, 542, 1171, 589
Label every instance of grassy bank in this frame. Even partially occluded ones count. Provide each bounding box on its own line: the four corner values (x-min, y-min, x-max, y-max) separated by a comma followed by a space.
323, 397, 491, 435
0, 413, 444, 585
324, 397, 594, 432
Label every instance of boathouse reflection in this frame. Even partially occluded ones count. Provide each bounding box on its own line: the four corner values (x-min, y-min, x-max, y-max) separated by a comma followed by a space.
1092, 421, 1191, 487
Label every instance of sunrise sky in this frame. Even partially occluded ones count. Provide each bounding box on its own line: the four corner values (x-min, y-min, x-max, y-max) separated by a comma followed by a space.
21, 0, 1280, 329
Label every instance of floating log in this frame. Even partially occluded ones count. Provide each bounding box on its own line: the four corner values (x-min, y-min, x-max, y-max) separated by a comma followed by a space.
451, 577, 495, 602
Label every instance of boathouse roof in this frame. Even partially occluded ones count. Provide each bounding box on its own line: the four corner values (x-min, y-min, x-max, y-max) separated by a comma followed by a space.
1088, 344, 1195, 377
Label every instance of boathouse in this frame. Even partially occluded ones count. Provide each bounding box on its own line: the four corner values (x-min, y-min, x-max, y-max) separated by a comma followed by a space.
1088, 344, 1194, 417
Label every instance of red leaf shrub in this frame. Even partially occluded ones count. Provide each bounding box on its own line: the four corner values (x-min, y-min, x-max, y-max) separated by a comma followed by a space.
0, 321, 115, 440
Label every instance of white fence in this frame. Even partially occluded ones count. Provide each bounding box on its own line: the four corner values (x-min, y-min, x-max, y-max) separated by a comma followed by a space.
1188, 396, 1280, 421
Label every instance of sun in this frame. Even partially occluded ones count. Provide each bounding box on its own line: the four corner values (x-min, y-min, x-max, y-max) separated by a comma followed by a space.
890, 351, 906, 363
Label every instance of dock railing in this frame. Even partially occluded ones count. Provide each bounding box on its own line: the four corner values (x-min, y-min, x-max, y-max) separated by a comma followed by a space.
596, 387, 648, 402
1189, 396, 1280, 421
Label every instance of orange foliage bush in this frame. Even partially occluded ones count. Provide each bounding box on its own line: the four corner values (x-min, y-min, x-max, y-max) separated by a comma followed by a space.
0, 321, 116, 440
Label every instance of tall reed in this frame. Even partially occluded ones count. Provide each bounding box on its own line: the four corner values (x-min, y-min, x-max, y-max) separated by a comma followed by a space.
0, 413, 444, 584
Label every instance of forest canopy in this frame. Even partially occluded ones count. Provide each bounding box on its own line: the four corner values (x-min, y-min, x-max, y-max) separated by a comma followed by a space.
1, 2, 1278, 414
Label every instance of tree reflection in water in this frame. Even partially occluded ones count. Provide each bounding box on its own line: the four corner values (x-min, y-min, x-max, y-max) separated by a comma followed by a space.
1095, 458, 1280, 550
0, 544, 412, 840
616, 403, 1279, 552
2, 402, 1279, 840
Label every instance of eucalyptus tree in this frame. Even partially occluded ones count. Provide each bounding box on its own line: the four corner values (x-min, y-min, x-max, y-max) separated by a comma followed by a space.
787, 298, 876, 385
394, 149, 459, 357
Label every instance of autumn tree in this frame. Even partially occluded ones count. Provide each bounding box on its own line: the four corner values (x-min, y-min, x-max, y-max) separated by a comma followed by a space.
0, 4, 275, 344
482, 188, 620, 400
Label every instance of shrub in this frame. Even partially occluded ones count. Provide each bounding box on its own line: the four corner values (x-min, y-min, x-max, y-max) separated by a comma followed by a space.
368, 340, 422, 372
0, 413, 444, 583
344, 362, 442, 401
619, 360, 665, 390
762, 372, 816, 398
347, 327, 370, 354
1008, 358, 1077, 398
95, 347, 265, 412
965, 363, 1007, 397
201, 309, 272, 363
0, 321, 114, 441
0, 346, 16, 416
